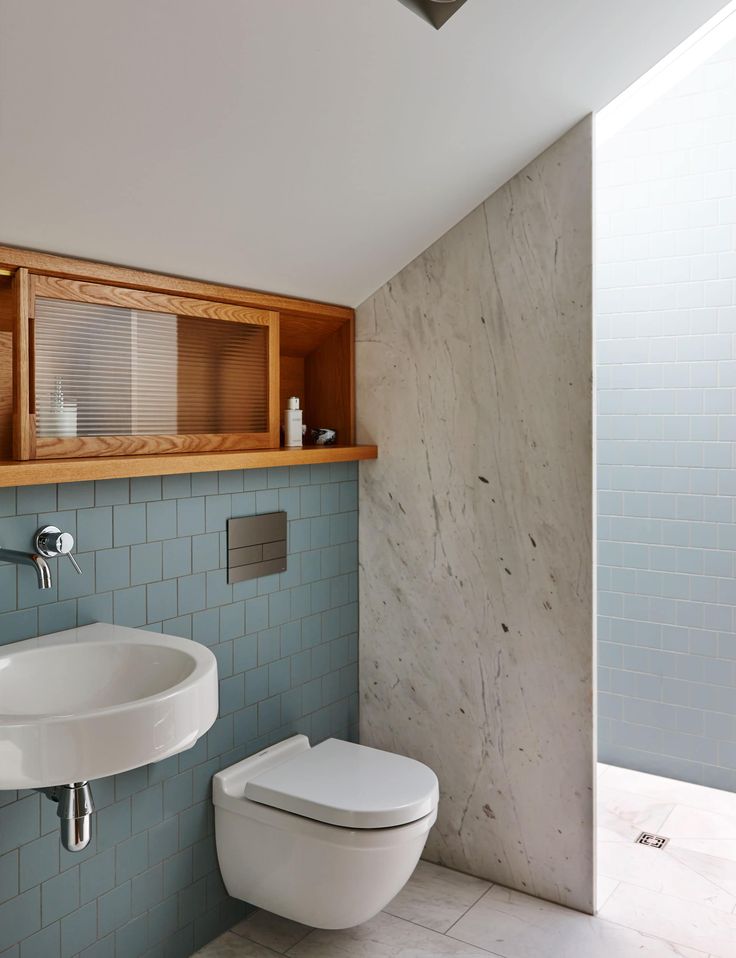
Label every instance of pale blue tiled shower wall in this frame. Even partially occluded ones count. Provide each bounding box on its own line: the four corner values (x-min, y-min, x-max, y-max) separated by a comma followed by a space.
0, 463, 359, 958
597, 39, 736, 790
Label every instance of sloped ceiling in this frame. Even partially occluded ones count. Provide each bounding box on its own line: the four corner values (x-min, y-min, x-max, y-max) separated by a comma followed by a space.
0, 0, 728, 306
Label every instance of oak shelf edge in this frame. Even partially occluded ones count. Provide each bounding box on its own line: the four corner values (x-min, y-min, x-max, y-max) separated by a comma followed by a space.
0, 444, 378, 488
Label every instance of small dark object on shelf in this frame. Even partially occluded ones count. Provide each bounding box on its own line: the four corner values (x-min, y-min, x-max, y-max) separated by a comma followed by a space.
310, 427, 336, 446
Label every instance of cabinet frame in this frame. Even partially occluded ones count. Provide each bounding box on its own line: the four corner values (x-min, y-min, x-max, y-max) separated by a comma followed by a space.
15, 274, 280, 460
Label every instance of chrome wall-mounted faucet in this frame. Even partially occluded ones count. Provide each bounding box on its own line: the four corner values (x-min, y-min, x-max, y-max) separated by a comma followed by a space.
0, 547, 52, 589
0, 524, 83, 590
35, 525, 83, 574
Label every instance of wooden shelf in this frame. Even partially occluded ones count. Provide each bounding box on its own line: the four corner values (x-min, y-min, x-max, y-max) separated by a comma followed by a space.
0, 246, 367, 484
0, 444, 377, 488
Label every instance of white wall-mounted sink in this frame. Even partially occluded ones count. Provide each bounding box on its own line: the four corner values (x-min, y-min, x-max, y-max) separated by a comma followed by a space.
0, 623, 218, 789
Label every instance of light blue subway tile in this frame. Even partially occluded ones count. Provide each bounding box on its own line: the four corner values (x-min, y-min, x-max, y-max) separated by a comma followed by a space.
162, 537, 191, 580
95, 479, 129, 507
80, 849, 115, 905
0, 850, 18, 906
0, 564, 16, 614
95, 548, 130, 593
267, 467, 290, 489
191, 608, 219, 647
225, 646, 249, 689
255, 490, 279, 514
130, 541, 162, 586
19, 833, 58, 893
258, 696, 281, 735
146, 500, 177, 542
192, 533, 220, 573
268, 591, 291, 627
245, 595, 268, 634
191, 473, 218, 497
114, 586, 147, 628
19, 920, 59, 958
177, 574, 206, 615
130, 476, 162, 503
131, 864, 162, 917
219, 602, 244, 641
205, 495, 232, 534
75, 507, 113, 553
0, 488, 16, 517
41, 867, 79, 926
57, 481, 94, 511
17, 485, 56, 515
77, 592, 113, 627
176, 498, 205, 538
162, 615, 192, 639
162, 474, 191, 500
147, 580, 178, 624
233, 635, 257, 673
320, 484, 340, 515
97, 882, 131, 937
219, 675, 245, 715
205, 570, 231, 608
309, 516, 330, 549
231, 492, 256, 517
38, 600, 77, 636
114, 913, 148, 958
0, 609, 37, 645
115, 833, 148, 884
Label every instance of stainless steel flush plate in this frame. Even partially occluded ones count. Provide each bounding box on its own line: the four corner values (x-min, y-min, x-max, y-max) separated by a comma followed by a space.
227, 512, 287, 583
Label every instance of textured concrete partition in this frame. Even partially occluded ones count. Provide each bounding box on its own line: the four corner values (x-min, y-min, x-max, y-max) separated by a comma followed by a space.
356, 117, 595, 912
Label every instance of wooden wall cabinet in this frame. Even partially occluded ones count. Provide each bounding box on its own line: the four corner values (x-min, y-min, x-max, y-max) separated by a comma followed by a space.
0, 247, 375, 486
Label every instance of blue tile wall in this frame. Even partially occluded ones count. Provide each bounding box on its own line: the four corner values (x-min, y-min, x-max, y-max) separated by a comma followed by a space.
0, 464, 359, 958
596, 39, 736, 791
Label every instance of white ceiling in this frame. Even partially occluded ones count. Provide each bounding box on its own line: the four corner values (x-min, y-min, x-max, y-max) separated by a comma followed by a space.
0, 0, 728, 306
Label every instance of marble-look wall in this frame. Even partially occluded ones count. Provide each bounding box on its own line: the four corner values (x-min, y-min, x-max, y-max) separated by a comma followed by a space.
356, 117, 595, 913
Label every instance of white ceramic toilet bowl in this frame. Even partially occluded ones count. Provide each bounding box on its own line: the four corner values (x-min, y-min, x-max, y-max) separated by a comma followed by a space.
213, 734, 439, 929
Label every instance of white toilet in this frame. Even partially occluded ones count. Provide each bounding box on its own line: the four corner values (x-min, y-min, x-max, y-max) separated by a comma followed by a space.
212, 734, 439, 929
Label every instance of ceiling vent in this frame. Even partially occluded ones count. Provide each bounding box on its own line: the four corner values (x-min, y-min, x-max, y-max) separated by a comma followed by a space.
398, 0, 469, 30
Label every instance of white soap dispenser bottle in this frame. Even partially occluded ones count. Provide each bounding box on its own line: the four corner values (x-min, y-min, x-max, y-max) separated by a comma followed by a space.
283, 396, 303, 448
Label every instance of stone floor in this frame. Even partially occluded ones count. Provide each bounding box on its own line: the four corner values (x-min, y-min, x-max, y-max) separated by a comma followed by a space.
195, 763, 736, 957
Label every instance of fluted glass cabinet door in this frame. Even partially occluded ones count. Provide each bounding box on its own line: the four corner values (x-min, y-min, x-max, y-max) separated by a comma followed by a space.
15, 275, 279, 460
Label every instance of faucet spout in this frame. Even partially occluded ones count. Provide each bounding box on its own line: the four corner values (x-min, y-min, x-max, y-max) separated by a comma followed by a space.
0, 549, 52, 589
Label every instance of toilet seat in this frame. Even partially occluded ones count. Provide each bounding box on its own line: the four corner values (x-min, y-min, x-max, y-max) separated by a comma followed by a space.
244, 737, 439, 828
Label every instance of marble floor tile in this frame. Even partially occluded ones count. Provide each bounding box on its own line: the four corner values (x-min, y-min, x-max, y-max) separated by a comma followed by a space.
448, 884, 707, 958
600, 766, 736, 819
597, 785, 675, 843
383, 860, 492, 933
596, 875, 619, 909
599, 882, 736, 958
667, 838, 736, 867
232, 910, 312, 952
661, 805, 736, 841
598, 840, 736, 912
666, 844, 736, 903
287, 911, 493, 957
193, 931, 282, 957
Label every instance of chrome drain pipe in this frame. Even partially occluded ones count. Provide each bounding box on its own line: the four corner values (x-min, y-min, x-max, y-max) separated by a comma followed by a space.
36, 782, 94, 852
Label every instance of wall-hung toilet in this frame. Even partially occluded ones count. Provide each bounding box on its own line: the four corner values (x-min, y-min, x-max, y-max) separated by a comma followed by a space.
213, 734, 439, 929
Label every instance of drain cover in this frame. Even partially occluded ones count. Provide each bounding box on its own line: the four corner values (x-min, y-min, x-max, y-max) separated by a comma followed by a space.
636, 831, 668, 849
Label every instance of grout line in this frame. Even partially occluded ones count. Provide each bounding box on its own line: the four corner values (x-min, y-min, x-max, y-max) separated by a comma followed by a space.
443, 882, 496, 937
380, 908, 504, 958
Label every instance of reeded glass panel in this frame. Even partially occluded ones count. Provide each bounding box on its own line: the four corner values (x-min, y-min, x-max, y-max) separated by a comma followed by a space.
34, 298, 269, 438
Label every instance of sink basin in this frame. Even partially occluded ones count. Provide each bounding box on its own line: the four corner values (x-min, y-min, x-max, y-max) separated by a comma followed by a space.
0, 623, 218, 789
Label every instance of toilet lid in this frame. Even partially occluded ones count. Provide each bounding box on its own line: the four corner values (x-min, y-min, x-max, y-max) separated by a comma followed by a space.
244, 738, 439, 829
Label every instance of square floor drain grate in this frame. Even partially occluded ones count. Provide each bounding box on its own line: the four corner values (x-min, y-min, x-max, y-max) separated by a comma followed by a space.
636, 831, 669, 849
